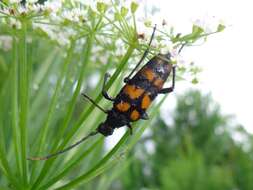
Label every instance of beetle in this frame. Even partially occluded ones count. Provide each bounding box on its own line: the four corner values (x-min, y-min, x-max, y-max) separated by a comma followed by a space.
28, 26, 176, 160
87, 26, 175, 136
94, 52, 175, 136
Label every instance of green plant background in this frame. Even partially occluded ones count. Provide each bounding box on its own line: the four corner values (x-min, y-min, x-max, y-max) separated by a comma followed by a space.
0, 1, 233, 190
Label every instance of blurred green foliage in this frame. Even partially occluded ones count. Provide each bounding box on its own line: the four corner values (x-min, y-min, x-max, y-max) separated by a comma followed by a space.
0, 1, 225, 189
105, 91, 253, 190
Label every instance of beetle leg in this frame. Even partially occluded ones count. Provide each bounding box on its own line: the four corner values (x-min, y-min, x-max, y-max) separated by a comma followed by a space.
127, 123, 133, 135
124, 25, 157, 83
159, 66, 176, 94
102, 73, 115, 101
81, 93, 108, 114
141, 112, 149, 120
178, 42, 187, 54
159, 87, 173, 94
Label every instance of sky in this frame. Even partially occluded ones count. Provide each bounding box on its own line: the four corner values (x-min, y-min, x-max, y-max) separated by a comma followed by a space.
146, 0, 253, 133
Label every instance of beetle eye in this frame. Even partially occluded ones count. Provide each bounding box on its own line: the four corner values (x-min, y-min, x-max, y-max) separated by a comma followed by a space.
97, 123, 114, 136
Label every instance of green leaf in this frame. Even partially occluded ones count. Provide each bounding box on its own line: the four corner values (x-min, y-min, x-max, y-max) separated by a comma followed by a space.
19, 20, 29, 187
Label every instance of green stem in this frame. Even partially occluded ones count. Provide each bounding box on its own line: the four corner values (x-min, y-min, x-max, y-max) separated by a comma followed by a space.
55, 45, 135, 158
29, 42, 75, 183
31, 35, 95, 189
0, 108, 19, 188
57, 96, 167, 190
0, 144, 19, 189
11, 34, 22, 181
40, 56, 114, 184
56, 95, 167, 189
19, 20, 29, 187
31, 48, 58, 103
38, 138, 103, 190
55, 132, 129, 189
41, 45, 134, 189
112, 1, 133, 41
0, 36, 20, 189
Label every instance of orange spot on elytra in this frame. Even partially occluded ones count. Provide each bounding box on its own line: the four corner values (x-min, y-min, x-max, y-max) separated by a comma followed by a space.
153, 78, 164, 89
130, 110, 140, 121
141, 94, 151, 109
141, 68, 155, 82
116, 101, 130, 112
123, 85, 145, 99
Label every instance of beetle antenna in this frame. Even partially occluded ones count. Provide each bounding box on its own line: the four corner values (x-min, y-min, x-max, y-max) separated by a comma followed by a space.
81, 93, 108, 114
27, 131, 99, 161
178, 42, 187, 54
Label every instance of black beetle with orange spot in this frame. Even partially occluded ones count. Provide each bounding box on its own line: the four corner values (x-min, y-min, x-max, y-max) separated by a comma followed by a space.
28, 26, 177, 160
97, 52, 175, 136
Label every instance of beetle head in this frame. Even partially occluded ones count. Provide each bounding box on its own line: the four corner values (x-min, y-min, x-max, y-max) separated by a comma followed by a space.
97, 122, 114, 136
165, 52, 171, 60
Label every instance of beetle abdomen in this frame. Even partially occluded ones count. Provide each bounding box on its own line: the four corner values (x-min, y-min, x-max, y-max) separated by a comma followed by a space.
113, 54, 172, 122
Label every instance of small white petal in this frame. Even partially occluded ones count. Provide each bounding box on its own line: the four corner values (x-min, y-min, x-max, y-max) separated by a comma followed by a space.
0, 35, 13, 51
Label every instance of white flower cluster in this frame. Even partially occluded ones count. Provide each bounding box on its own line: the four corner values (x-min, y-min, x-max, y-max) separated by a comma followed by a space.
1, 0, 62, 14
0, 0, 225, 72
61, 8, 86, 23
0, 0, 73, 46
0, 0, 120, 49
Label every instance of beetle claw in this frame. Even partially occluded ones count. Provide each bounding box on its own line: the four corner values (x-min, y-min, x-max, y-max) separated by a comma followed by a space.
141, 112, 149, 120
127, 124, 133, 135
124, 77, 130, 83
